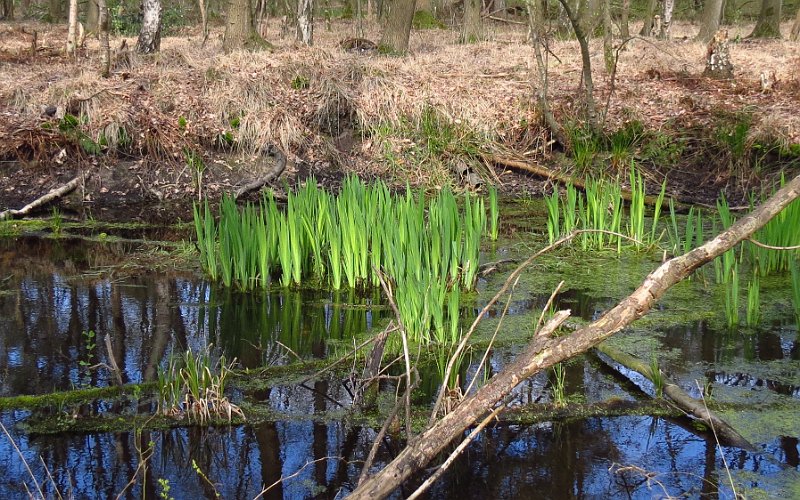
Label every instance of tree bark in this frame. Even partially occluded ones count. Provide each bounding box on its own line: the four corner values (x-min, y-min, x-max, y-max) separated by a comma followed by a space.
224, 0, 271, 52
704, 29, 734, 80
296, 0, 314, 45
136, 0, 162, 53
620, 0, 630, 38
98, 0, 110, 77
640, 0, 657, 36
556, 0, 599, 133
379, 0, 417, 54
790, 5, 800, 41
695, 0, 724, 42
460, 0, 483, 43
660, 0, 674, 39
86, 0, 99, 33
527, 0, 567, 146
48, 0, 62, 22
350, 174, 800, 499
749, 0, 782, 38
66, 0, 78, 55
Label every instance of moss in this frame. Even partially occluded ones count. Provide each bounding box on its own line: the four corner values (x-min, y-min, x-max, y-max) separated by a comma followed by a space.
412, 11, 445, 30
0, 383, 154, 411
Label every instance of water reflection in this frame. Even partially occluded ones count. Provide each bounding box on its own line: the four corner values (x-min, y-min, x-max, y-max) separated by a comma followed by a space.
0, 237, 384, 396
2, 411, 795, 499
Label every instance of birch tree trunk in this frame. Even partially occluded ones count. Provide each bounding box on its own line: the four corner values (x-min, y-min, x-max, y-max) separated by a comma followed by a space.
66, 0, 78, 55
98, 0, 110, 77
695, 0, 724, 42
660, 0, 674, 39
350, 174, 800, 499
749, 0, 782, 38
379, 0, 417, 54
136, 0, 162, 53
296, 0, 314, 45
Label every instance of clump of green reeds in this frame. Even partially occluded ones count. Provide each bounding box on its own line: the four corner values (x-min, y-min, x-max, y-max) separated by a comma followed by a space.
746, 274, 760, 327
545, 165, 664, 251
488, 184, 499, 241
667, 202, 704, 256
551, 363, 567, 407
747, 177, 800, 276
194, 175, 495, 344
157, 348, 243, 424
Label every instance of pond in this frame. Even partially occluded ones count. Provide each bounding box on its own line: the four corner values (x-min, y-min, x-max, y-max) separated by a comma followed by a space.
1, 215, 799, 499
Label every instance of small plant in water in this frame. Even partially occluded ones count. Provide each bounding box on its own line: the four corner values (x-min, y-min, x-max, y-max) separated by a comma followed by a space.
746, 274, 760, 327
488, 184, 499, 241
791, 259, 800, 324
50, 207, 63, 235
158, 478, 174, 500
649, 355, 663, 398
157, 347, 243, 424
551, 363, 567, 407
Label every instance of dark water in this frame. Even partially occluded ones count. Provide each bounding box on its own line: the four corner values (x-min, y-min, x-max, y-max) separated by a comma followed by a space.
1, 235, 799, 498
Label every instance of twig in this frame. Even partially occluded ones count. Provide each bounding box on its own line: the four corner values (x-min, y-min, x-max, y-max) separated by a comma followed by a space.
254, 457, 341, 499
535, 280, 565, 334
746, 238, 800, 251
376, 269, 414, 441
104, 335, 124, 386
0, 421, 44, 498
695, 380, 739, 498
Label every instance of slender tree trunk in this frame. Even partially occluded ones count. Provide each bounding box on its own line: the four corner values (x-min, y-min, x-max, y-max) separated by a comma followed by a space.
136, 0, 162, 53
296, 0, 314, 44
197, 0, 209, 44
1, 0, 14, 19
494, 0, 507, 18
620, 0, 630, 37
695, 0, 724, 42
749, 0, 782, 38
350, 174, 800, 500
640, 0, 657, 35
98, 0, 110, 77
792, 7, 800, 41
557, 0, 599, 132
527, 0, 567, 146
379, 0, 417, 54
602, 0, 613, 72
460, 0, 483, 43
86, 0, 99, 33
66, 0, 78, 55
660, 0, 674, 39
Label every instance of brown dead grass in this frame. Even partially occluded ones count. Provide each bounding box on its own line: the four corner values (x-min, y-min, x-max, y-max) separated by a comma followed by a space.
0, 19, 798, 188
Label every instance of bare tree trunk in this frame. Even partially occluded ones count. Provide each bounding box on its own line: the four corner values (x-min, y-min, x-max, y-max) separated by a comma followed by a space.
136, 0, 162, 53
527, 0, 566, 146
460, 0, 483, 43
640, 0, 657, 36
1, 0, 14, 19
296, 0, 314, 44
749, 0, 782, 38
224, 0, 271, 52
197, 0, 209, 44
660, 0, 674, 39
557, 0, 599, 132
66, 0, 78, 55
350, 174, 800, 499
792, 7, 800, 41
602, 0, 613, 72
98, 0, 110, 77
620, 0, 630, 37
48, 0, 62, 22
695, 0, 724, 42
86, 0, 99, 33
379, 0, 417, 54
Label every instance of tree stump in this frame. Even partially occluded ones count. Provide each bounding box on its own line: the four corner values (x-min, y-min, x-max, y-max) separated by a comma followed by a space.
704, 29, 733, 79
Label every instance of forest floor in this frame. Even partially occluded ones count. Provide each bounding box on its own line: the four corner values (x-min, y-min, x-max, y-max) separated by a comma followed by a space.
0, 18, 799, 221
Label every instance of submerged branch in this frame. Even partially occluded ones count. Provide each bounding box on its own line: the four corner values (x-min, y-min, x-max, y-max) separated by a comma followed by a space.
596, 343, 756, 451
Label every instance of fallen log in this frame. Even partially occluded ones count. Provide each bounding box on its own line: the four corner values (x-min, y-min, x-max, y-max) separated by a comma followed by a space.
349, 173, 800, 499
595, 342, 756, 450
488, 155, 691, 210
0, 174, 85, 221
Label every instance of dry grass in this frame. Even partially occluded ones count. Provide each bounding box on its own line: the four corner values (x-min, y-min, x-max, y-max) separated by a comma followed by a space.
0, 18, 798, 184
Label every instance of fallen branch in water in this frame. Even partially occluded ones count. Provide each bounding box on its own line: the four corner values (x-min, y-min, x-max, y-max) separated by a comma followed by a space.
0, 174, 85, 221
595, 342, 756, 451
350, 173, 800, 499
